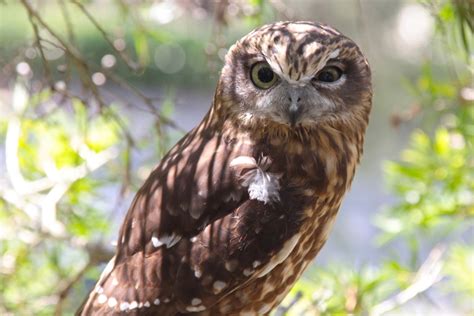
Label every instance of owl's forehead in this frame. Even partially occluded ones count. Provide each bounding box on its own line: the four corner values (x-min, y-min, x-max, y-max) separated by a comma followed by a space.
235, 21, 356, 84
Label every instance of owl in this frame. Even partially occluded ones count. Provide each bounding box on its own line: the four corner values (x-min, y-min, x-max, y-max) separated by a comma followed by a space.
77, 21, 372, 315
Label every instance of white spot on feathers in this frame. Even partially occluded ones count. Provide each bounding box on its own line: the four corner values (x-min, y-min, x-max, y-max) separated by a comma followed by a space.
154, 298, 161, 305
144, 301, 151, 308
111, 278, 119, 287
119, 302, 129, 311
186, 305, 206, 312
194, 269, 202, 278
151, 232, 181, 248
213, 280, 227, 294
97, 294, 107, 304
151, 233, 163, 248
129, 301, 138, 310
230, 156, 257, 167
225, 260, 238, 272
107, 297, 118, 308
230, 155, 281, 204
191, 298, 202, 306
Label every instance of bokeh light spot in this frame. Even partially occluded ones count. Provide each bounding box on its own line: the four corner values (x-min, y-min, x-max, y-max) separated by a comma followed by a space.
16, 62, 31, 76
154, 44, 186, 74
92, 72, 106, 86
101, 54, 117, 69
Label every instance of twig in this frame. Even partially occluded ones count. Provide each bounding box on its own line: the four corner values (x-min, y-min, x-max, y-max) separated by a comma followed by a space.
27, 11, 53, 88
71, 0, 140, 72
20, 0, 105, 108
54, 262, 91, 316
370, 245, 446, 316
20, 0, 82, 63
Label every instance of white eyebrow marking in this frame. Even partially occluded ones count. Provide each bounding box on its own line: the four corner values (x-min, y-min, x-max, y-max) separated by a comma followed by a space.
328, 48, 340, 59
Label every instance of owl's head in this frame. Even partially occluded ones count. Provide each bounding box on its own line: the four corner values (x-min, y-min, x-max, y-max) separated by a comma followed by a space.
215, 21, 372, 133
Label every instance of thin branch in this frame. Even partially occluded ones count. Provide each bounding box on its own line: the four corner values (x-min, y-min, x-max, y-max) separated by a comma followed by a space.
21, 0, 184, 140
20, 0, 105, 108
370, 245, 446, 316
54, 262, 91, 316
58, 0, 76, 45
27, 11, 53, 88
20, 0, 82, 61
71, 0, 140, 72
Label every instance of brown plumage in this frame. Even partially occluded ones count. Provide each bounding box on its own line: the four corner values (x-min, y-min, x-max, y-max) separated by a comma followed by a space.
78, 21, 372, 315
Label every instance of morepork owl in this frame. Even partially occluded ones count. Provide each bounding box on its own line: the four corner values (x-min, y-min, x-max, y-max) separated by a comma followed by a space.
78, 21, 372, 315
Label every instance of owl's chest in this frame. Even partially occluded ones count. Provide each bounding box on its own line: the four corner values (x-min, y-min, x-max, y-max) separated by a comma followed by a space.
207, 201, 341, 316
202, 132, 357, 315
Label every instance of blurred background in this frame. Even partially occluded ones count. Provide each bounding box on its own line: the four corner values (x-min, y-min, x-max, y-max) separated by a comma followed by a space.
0, 0, 472, 315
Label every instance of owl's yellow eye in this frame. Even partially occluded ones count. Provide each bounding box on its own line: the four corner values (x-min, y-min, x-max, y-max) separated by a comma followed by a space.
250, 62, 278, 89
315, 66, 343, 83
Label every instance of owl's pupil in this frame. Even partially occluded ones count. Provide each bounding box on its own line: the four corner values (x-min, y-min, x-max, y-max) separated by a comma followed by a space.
258, 67, 274, 83
318, 71, 335, 82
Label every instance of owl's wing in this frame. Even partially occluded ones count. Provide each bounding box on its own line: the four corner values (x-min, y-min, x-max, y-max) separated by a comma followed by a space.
78, 125, 304, 315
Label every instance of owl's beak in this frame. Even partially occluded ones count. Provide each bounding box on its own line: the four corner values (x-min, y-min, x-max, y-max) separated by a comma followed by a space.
288, 106, 300, 127
288, 90, 302, 127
